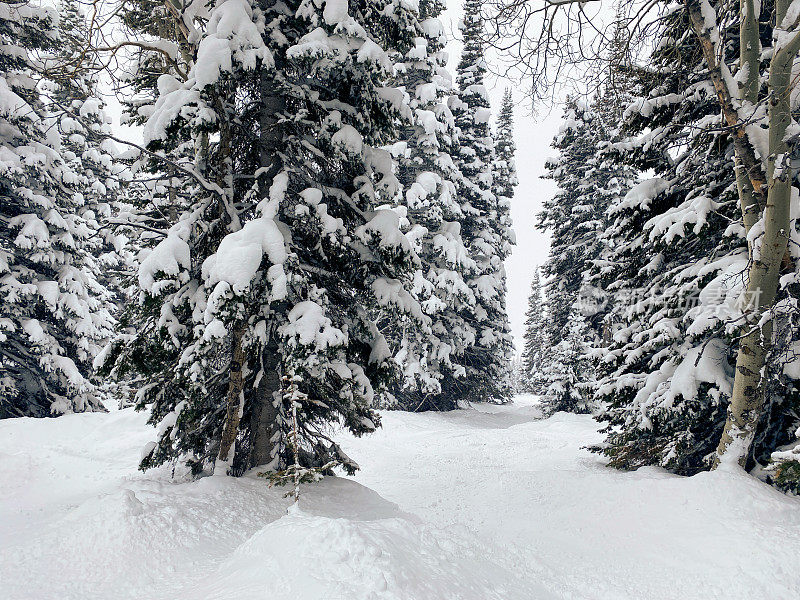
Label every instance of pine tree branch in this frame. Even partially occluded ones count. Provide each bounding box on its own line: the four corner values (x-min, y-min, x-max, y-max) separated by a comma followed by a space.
49, 97, 225, 199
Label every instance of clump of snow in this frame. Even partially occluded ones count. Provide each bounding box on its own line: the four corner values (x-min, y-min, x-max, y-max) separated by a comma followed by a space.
421, 18, 445, 41
286, 26, 332, 58
611, 177, 670, 213
299, 187, 343, 234
0, 78, 34, 121
138, 220, 191, 294
646, 194, 718, 243
405, 171, 440, 208
194, 0, 272, 89
356, 210, 411, 253
372, 278, 428, 323
685, 256, 749, 335
357, 39, 391, 70
323, 0, 348, 25
203, 318, 228, 341
202, 216, 287, 295
280, 301, 346, 351
142, 85, 202, 144
416, 109, 440, 134
331, 124, 363, 155
416, 82, 438, 104
9, 214, 50, 249
660, 339, 733, 406
474, 107, 491, 124
406, 37, 428, 60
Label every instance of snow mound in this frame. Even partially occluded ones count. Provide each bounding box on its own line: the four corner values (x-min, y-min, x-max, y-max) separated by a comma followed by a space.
189, 504, 546, 600
0, 407, 547, 600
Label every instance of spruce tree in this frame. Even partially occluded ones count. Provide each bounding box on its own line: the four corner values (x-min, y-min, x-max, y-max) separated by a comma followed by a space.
447, 0, 514, 404
54, 1, 129, 289
0, 0, 116, 417
386, 0, 478, 411
494, 88, 517, 217
541, 312, 594, 415
535, 90, 634, 418
509, 355, 526, 394
520, 269, 546, 393
538, 96, 633, 345
105, 0, 437, 476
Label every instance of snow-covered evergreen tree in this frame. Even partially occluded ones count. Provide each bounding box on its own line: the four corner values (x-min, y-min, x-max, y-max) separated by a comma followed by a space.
534, 88, 634, 419
446, 0, 514, 404
104, 0, 437, 476
0, 0, 116, 417
509, 355, 526, 393
541, 312, 594, 415
49, 0, 131, 402
493, 88, 517, 217
63, 5, 131, 262
538, 96, 632, 345
386, 0, 477, 411
520, 269, 546, 393
101, 1, 198, 415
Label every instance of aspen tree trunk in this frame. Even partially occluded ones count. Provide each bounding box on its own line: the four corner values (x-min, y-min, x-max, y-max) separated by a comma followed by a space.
736, 0, 763, 239
686, 0, 800, 467
685, 1, 767, 215
715, 0, 800, 466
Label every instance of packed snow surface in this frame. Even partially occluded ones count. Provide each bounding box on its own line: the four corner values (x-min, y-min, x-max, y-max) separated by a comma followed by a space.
1, 395, 799, 599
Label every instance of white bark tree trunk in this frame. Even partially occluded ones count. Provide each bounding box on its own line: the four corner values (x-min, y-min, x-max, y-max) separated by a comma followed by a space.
686, 0, 800, 468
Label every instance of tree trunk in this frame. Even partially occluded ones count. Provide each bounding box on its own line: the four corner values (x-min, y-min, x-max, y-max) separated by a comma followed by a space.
213, 92, 239, 228
257, 66, 285, 189
249, 330, 283, 469
216, 325, 246, 472
715, 0, 800, 467
246, 62, 287, 471
736, 0, 763, 240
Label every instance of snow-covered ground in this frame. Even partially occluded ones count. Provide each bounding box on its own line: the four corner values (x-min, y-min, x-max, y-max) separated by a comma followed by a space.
2, 395, 799, 599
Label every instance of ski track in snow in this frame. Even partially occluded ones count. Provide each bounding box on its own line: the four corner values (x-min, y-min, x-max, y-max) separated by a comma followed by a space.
1, 395, 799, 599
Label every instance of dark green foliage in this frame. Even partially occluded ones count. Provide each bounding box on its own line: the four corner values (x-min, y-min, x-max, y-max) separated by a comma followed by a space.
109, 0, 436, 477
